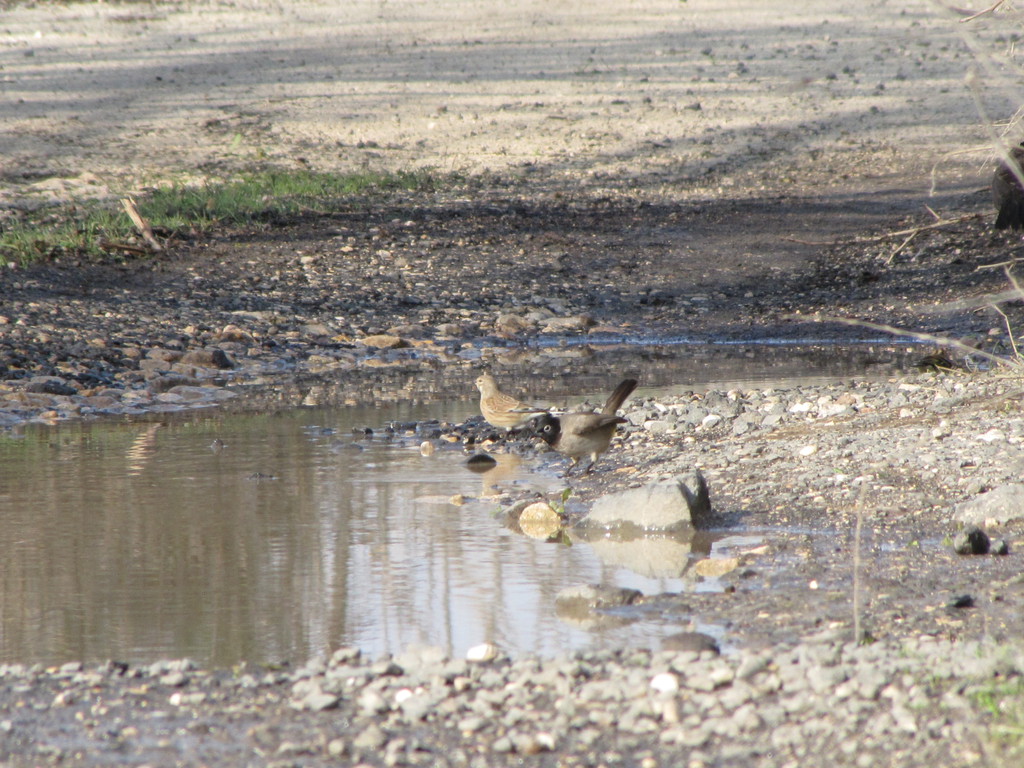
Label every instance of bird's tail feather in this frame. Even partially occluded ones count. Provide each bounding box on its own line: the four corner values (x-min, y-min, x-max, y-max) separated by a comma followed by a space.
602, 378, 638, 415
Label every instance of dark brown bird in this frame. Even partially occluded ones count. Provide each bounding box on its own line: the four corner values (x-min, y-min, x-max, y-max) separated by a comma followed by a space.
534, 379, 638, 474
993, 143, 1024, 230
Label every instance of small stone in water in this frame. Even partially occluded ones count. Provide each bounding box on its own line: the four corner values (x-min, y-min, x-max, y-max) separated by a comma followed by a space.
518, 502, 562, 540
466, 643, 499, 662
465, 453, 497, 471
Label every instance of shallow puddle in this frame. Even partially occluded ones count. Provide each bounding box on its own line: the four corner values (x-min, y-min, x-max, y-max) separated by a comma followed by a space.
0, 343, 919, 667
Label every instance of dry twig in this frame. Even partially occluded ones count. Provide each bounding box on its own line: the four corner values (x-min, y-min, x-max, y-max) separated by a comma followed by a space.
799, 313, 1022, 370
782, 213, 980, 248
120, 197, 163, 252
97, 239, 153, 257
885, 231, 918, 264
976, 257, 1024, 271
958, 0, 1009, 22
853, 481, 868, 644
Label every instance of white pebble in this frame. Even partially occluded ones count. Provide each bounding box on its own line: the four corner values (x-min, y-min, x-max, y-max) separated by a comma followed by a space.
466, 642, 499, 662
650, 672, 680, 693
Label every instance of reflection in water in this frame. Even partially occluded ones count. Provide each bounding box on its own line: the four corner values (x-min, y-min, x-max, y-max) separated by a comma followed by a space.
125, 424, 161, 477
571, 527, 706, 579
0, 402, 708, 667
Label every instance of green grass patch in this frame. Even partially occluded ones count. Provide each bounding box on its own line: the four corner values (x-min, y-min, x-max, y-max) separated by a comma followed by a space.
971, 678, 1024, 756
0, 168, 444, 266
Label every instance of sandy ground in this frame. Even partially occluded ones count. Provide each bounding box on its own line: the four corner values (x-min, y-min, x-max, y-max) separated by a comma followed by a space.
0, 0, 1018, 210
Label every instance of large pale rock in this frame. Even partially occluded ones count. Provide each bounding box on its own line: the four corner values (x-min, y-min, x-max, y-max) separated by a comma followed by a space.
583, 471, 710, 531
955, 484, 1024, 526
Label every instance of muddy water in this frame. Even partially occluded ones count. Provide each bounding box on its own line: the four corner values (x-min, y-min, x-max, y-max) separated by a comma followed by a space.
0, 344, 918, 667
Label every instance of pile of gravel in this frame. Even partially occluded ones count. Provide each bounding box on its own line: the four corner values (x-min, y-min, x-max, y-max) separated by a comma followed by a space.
0, 631, 1012, 767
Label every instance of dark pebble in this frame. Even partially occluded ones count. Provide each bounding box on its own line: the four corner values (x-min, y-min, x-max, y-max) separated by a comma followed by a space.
953, 525, 990, 555
25, 379, 77, 396
466, 453, 498, 472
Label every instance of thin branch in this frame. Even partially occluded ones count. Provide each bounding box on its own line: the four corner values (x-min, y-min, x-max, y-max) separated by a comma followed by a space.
782, 213, 980, 247
991, 302, 1021, 359
1002, 266, 1024, 360
799, 313, 1023, 370
926, 286, 1024, 312
959, 0, 1008, 22
120, 197, 163, 253
97, 239, 153, 257
886, 231, 918, 264
976, 258, 1024, 270
1004, 265, 1024, 295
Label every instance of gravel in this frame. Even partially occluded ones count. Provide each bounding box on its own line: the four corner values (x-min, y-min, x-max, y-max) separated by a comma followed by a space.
6, 364, 1023, 765
0, 632, 1012, 767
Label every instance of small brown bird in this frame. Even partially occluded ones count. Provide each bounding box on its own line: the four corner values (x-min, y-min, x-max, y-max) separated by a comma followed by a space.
475, 373, 548, 430
993, 143, 1024, 230
534, 378, 638, 474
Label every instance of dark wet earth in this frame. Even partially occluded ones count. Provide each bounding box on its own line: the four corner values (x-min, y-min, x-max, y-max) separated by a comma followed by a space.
2, 177, 1022, 403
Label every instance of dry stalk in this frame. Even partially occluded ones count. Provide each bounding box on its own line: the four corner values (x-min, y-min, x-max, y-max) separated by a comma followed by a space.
120, 197, 163, 252
885, 231, 918, 264
957, 0, 1010, 22
990, 303, 1021, 358
853, 480, 868, 644
782, 213, 980, 248
976, 258, 1024, 271
999, 266, 1024, 358
96, 239, 153, 257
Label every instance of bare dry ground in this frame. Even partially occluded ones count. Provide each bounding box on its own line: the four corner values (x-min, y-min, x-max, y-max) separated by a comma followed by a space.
3, 0, 1023, 343
0, 0, 1014, 202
